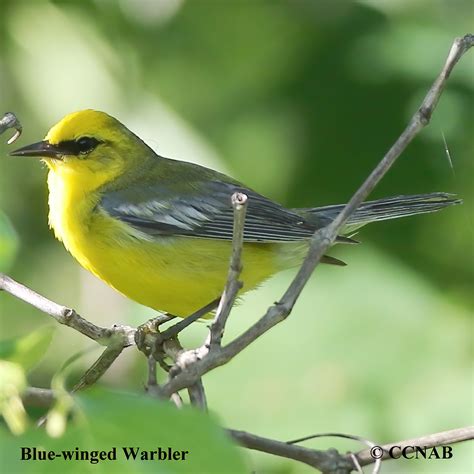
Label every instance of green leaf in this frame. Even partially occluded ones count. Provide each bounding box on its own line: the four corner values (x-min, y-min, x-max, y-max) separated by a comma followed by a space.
0, 361, 28, 435
0, 211, 19, 272
0, 326, 55, 372
0, 387, 247, 473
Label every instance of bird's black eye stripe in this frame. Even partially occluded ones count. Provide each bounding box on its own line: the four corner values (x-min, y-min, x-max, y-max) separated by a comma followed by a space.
59, 136, 101, 155
76, 136, 100, 153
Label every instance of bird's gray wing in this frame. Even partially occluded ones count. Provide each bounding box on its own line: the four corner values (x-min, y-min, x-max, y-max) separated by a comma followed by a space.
100, 180, 321, 243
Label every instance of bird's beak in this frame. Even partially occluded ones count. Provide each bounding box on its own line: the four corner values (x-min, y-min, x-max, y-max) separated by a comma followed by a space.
10, 141, 64, 160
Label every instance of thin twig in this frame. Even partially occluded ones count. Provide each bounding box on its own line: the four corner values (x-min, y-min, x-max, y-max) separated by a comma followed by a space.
287, 432, 382, 474
145, 355, 163, 398
159, 193, 247, 403
1, 273, 135, 390
187, 379, 207, 411
354, 426, 474, 467
229, 426, 474, 474
228, 429, 352, 472
3, 34, 473, 473
209, 192, 248, 348
0, 112, 22, 144
170, 392, 184, 408
0, 273, 134, 345
72, 343, 127, 392
158, 33, 474, 399
161, 337, 208, 410
19, 386, 473, 473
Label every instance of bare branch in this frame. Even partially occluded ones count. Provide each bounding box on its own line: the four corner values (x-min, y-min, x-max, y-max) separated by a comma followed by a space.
354, 426, 474, 467
19, 386, 473, 474
158, 34, 474, 398
187, 379, 207, 410
228, 429, 351, 472
0, 273, 134, 345
145, 355, 162, 397
0, 112, 22, 144
145, 355, 185, 408
170, 392, 184, 408
72, 344, 127, 392
229, 426, 474, 473
3, 35, 473, 473
1, 272, 135, 391
161, 337, 208, 410
210, 192, 248, 348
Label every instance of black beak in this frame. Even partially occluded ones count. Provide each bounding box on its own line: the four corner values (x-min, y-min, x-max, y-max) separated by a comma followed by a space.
10, 141, 64, 159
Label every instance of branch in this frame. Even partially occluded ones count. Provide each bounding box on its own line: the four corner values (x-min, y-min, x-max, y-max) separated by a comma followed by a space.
154, 193, 247, 400
145, 355, 184, 408
228, 429, 352, 472
158, 34, 474, 398
0, 273, 135, 390
354, 426, 474, 468
72, 344, 127, 392
229, 427, 474, 473
19, 386, 473, 473
0, 273, 134, 345
3, 35, 473, 472
0, 112, 22, 144
209, 192, 248, 348
187, 379, 207, 410
162, 337, 208, 410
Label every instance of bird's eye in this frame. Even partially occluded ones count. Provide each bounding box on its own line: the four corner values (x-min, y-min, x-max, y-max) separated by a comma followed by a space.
75, 136, 100, 154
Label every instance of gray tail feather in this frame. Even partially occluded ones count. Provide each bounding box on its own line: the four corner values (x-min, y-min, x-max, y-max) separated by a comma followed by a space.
307, 192, 461, 234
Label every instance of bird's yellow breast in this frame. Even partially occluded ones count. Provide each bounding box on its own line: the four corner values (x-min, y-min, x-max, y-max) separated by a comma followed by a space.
47, 170, 294, 317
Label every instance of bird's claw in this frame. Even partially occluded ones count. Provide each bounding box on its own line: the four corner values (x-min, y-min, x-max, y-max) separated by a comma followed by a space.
135, 313, 176, 363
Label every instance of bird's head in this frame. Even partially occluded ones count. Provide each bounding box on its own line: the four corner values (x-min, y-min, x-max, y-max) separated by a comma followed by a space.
10, 110, 151, 190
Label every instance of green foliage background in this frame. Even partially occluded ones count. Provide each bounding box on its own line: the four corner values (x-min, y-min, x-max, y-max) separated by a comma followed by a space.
0, 1, 472, 473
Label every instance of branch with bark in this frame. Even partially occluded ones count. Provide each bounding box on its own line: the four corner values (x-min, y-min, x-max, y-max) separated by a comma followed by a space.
2, 34, 473, 473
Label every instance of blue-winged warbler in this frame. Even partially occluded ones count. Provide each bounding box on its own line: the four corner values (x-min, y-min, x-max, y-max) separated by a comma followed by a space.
10, 110, 460, 317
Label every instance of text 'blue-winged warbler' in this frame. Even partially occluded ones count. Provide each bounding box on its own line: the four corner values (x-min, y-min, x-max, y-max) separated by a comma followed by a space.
10, 110, 459, 317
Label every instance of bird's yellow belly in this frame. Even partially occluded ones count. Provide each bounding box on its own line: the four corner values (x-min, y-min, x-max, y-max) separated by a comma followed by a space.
78, 227, 280, 317
53, 207, 290, 317
47, 173, 307, 317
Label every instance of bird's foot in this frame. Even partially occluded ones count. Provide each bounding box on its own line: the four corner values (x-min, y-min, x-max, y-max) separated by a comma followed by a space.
136, 298, 221, 371
134, 313, 176, 357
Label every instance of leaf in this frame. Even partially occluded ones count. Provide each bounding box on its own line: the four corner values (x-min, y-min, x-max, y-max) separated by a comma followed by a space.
0, 211, 19, 272
0, 326, 55, 372
45, 349, 92, 438
0, 361, 28, 435
0, 387, 247, 473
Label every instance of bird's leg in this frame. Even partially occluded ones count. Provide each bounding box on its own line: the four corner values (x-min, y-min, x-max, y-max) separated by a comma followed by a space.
158, 298, 220, 342
148, 298, 221, 367
136, 299, 220, 374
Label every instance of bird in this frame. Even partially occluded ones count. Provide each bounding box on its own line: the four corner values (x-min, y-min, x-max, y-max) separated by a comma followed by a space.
10, 110, 460, 318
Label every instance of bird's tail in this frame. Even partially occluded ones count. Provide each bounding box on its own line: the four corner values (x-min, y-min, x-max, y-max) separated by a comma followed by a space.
303, 192, 461, 235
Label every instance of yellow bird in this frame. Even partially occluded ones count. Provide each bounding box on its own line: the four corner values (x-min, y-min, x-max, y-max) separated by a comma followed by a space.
10, 110, 459, 317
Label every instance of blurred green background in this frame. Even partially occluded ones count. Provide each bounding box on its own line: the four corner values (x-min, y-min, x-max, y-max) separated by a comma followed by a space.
0, 0, 472, 473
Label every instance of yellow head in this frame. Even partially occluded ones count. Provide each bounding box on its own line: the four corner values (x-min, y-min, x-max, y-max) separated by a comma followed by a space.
10, 110, 152, 191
